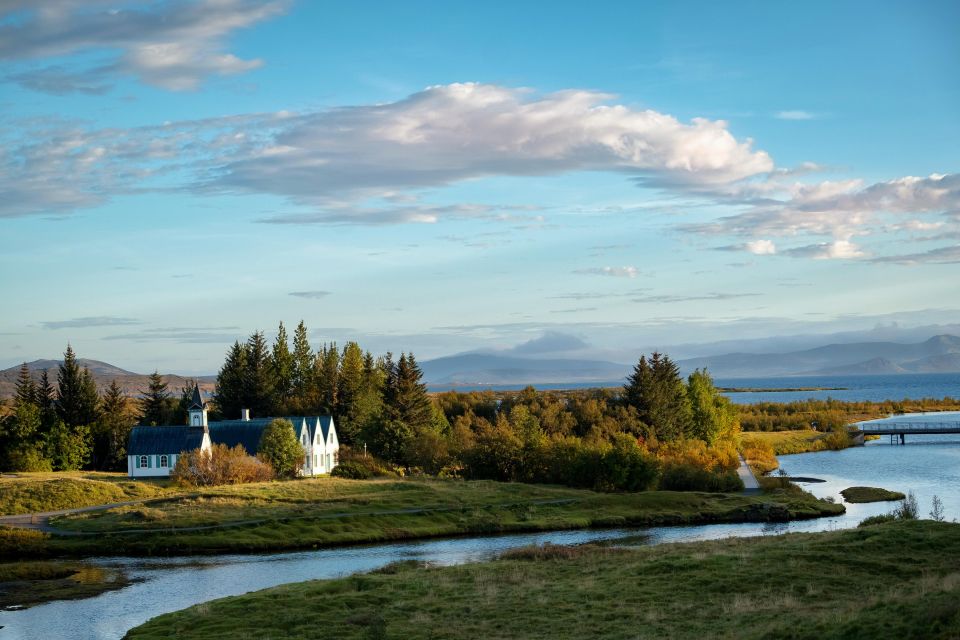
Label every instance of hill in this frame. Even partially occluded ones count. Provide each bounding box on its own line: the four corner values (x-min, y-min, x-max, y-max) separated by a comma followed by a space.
0, 359, 216, 401
678, 335, 960, 378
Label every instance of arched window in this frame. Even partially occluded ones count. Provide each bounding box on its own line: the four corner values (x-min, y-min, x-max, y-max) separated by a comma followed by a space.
139, 455, 148, 468
160, 455, 168, 467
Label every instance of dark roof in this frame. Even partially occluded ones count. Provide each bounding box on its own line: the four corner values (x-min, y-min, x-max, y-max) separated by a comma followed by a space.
128, 426, 206, 455
129, 416, 335, 457
318, 416, 335, 442
188, 384, 205, 411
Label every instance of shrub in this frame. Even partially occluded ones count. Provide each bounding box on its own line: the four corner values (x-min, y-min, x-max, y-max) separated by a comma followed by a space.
331, 461, 372, 480
172, 444, 274, 487
858, 513, 898, 527
257, 419, 305, 479
894, 491, 919, 520
658, 462, 744, 493
5, 447, 53, 472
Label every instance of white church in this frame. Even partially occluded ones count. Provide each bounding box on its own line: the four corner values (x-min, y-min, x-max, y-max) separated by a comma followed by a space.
127, 384, 339, 478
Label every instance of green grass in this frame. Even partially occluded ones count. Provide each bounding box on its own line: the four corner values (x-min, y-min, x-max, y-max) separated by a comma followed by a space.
0, 472, 173, 515
841, 486, 907, 503
2, 477, 843, 559
0, 560, 132, 610
125, 520, 960, 640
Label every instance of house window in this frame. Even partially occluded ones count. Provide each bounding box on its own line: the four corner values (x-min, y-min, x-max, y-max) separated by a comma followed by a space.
314, 454, 318, 467
139, 455, 148, 468
327, 454, 332, 468
333, 451, 339, 465
160, 455, 168, 467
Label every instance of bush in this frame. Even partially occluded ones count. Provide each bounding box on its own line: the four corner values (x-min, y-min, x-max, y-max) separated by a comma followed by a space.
858, 514, 897, 527
658, 462, 744, 493
257, 419, 305, 479
172, 444, 274, 487
331, 461, 372, 480
5, 448, 53, 472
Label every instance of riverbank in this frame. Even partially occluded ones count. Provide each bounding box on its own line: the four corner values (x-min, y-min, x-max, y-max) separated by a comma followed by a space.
124, 519, 960, 639
0, 561, 134, 611
0, 477, 842, 560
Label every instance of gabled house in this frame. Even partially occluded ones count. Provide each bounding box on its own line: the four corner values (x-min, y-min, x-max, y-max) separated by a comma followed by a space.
127, 384, 340, 478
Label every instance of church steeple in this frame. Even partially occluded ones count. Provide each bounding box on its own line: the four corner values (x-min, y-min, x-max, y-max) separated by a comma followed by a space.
188, 383, 208, 430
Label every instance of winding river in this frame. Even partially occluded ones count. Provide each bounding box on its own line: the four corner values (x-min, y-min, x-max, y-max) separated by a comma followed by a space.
2, 413, 958, 640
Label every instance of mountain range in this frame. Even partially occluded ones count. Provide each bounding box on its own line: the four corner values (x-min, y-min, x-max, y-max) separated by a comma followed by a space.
420, 335, 960, 385
2, 335, 959, 398
0, 359, 216, 401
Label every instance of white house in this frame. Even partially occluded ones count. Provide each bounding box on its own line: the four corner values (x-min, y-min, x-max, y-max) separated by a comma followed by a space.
127, 384, 339, 478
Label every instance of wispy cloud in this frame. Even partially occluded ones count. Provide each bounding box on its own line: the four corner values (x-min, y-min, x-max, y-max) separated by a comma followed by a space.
41, 316, 141, 330
870, 244, 960, 265
630, 293, 759, 304
775, 110, 817, 120
101, 326, 242, 343
289, 291, 332, 299
782, 240, 865, 260
574, 266, 640, 278
1, 0, 289, 92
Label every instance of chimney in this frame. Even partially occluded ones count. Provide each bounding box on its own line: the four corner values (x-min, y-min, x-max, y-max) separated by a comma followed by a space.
241, 409, 250, 421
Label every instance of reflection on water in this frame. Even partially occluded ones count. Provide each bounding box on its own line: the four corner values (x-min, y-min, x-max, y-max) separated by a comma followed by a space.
3, 432, 957, 640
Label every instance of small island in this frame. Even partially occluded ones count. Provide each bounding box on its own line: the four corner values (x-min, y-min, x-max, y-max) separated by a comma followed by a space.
719, 386, 848, 393
840, 486, 907, 503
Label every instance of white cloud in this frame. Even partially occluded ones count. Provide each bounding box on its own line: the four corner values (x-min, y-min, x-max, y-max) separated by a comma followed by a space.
745, 239, 777, 255
575, 266, 639, 278
871, 245, 960, 265
1, 0, 288, 92
782, 240, 865, 260
215, 83, 775, 204
775, 110, 816, 120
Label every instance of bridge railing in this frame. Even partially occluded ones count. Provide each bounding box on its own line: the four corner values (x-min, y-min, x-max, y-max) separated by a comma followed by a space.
858, 421, 960, 432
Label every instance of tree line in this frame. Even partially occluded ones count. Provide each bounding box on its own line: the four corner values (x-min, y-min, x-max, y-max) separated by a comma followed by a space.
0, 346, 199, 472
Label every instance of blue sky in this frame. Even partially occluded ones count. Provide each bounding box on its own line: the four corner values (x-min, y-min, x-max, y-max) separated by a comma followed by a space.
1, 0, 958, 374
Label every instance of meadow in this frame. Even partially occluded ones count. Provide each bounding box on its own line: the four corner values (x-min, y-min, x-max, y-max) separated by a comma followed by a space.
124, 519, 960, 640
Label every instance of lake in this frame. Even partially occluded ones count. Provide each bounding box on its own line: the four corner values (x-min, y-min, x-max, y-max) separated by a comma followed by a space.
429, 373, 960, 404
3, 413, 958, 640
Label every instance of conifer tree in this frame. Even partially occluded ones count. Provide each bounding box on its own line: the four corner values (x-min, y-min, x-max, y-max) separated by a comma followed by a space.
55, 345, 99, 429
271, 321, 294, 412
623, 351, 691, 442
93, 380, 134, 469
14, 362, 36, 409
290, 321, 313, 412
216, 341, 248, 419
386, 353, 434, 431
314, 343, 339, 414
139, 371, 170, 426
243, 331, 275, 417
35, 370, 54, 412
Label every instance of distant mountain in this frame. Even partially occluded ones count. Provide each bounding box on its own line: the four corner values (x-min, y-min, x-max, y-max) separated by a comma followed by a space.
0, 359, 216, 401
678, 335, 960, 378
421, 353, 629, 386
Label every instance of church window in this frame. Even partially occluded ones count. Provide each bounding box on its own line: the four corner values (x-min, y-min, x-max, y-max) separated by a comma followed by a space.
139, 455, 148, 468
160, 455, 168, 467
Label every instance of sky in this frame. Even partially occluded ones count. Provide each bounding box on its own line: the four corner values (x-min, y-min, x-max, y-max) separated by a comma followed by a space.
1, 0, 958, 374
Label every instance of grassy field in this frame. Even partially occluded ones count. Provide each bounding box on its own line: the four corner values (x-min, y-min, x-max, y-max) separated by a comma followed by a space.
840, 486, 907, 503
0, 472, 174, 516
0, 560, 132, 610
0, 477, 843, 559
742, 429, 827, 456
125, 519, 960, 640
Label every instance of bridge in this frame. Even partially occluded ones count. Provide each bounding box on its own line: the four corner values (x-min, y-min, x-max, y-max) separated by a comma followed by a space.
857, 421, 960, 444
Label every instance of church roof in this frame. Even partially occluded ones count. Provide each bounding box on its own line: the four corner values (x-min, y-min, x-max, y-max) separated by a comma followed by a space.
188, 383, 205, 411
128, 426, 206, 455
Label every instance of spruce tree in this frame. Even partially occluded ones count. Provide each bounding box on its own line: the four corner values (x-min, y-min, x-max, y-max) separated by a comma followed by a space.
271, 322, 294, 412
623, 351, 691, 442
291, 321, 313, 412
139, 371, 170, 426
35, 370, 54, 412
336, 342, 366, 443
387, 353, 434, 430
14, 362, 36, 409
314, 343, 339, 414
56, 345, 99, 429
216, 341, 248, 419
94, 380, 133, 470
243, 331, 275, 417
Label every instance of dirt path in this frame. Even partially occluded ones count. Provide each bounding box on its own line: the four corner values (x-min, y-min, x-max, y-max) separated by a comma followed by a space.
0, 498, 179, 534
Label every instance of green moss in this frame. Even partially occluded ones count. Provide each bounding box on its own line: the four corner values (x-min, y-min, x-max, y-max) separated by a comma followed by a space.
125, 521, 960, 640
841, 486, 906, 503
1, 478, 843, 559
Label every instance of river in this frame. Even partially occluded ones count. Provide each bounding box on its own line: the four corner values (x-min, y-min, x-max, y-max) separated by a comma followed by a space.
3, 413, 958, 640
